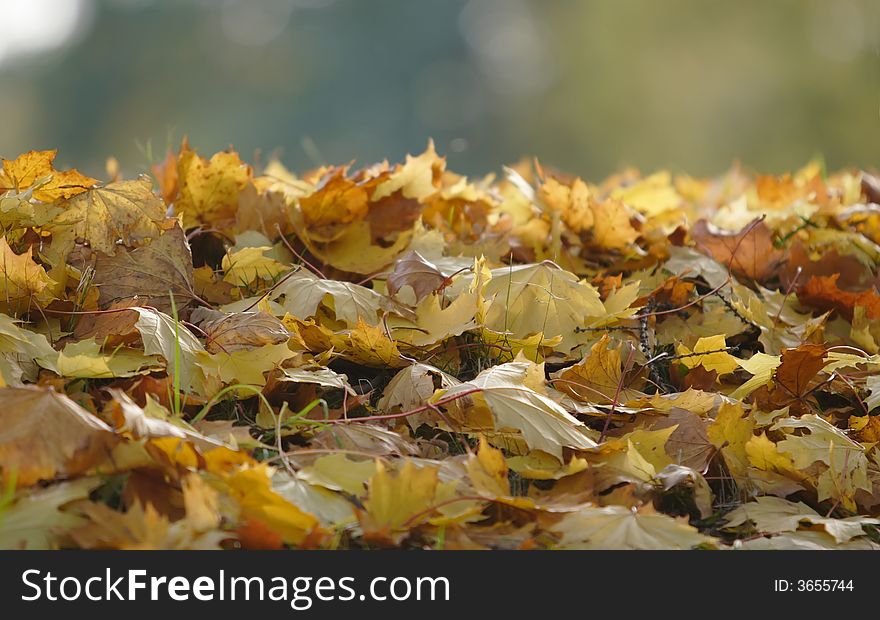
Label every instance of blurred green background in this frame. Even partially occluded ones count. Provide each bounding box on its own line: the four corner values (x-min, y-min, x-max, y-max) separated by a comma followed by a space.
0, 0, 877, 179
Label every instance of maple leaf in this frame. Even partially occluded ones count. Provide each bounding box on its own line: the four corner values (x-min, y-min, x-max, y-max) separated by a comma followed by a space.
392, 256, 489, 347
297, 167, 369, 242
551, 334, 644, 405
90, 222, 195, 312
207, 342, 295, 388
377, 363, 460, 429
706, 402, 754, 478
611, 170, 682, 217
732, 352, 782, 399
0, 477, 100, 549
753, 344, 828, 415
277, 366, 355, 394
175, 143, 251, 228
344, 319, 407, 368
297, 454, 375, 496
386, 250, 449, 303
0, 387, 118, 487
553, 505, 717, 550
221, 245, 289, 287
358, 460, 441, 545
51, 176, 167, 255
272, 473, 357, 530
1, 149, 97, 202
797, 274, 880, 320
291, 144, 441, 275
692, 218, 783, 282
131, 307, 219, 397
481, 261, 605, 355
197, 310, 289, 354
273, 268, 405, 327
0, 237, 53, 310
221, 464, 322, 547
68, 487, 224, 551
675, 334, 739, 376
773, 414, 870, 508
724, 496, 879, 544
745, 432, 797, 473
589, 198, 640, 249
0, 313, 59, 383
465, 436, 511, 497
105, 389, 223, 450
538, 175, 593, 233
438, 361, 597, 459
57, 339, 162, 379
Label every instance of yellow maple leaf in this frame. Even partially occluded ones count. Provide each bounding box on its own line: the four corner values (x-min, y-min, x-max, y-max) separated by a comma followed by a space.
359, 460, 440, 545
745, 432, 796, 472
222, 246, 289, 286
615, 426, 677, 472
345, 319, 407, 368
676, 334, 739, 376
1, 149, 96, 202
176, 144, 251, 228
50, 177, 167, 255
0, 237, 53, 309
589, 198, 639, 249
298, 168, 368, 242
395, 256, 489, 348
465, 436, 510, 496
204, 341, 295, 386
480, 328, 562, 363
707, 402, 754, 477
538, 176, 594, 233
611, 171, 681, 217
223, 464, 321, 546
482, 261, 604, 355
371, 140, 443, 202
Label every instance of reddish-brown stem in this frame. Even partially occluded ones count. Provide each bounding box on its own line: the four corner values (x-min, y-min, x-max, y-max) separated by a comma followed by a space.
275, 224, 327, 279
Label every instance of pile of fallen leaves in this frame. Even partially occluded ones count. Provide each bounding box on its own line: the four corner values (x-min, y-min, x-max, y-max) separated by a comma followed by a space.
2, 142, 880, 550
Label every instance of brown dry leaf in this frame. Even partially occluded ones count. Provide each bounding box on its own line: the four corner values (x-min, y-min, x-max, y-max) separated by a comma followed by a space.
551, 334, 644, 405
651, 408, 715, 472
753, 344, 828, 415
797, 274, 880, 320
774, 344, 828, 399
386, 250, 449, 302
780, 242, 875, 292
90, 222, 195, 312
72, 301, 141, 346
692, 218, 783, 282
298, 167, 368, 242
193, 308, 289, 353
0, 386, 118, 487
